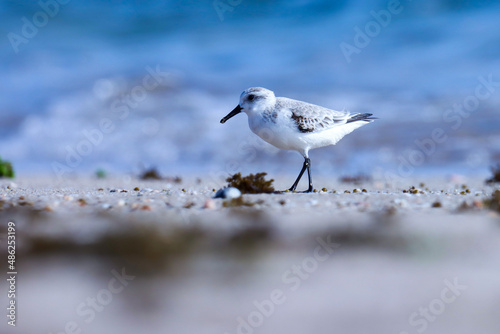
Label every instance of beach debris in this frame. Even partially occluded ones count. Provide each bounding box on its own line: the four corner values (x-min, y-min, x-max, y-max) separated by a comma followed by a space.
139, 168, 183, 183
339, 174, 371, 185
484, 190, 500, 212
140, 168, 163, 180
183, 202, 196, 209
0, 156, 14, 178
222, 197, 257, 208
458, 200, 483, 211
486, 164, 500, 184
214, 187, 242, 199
403, 186, 424, 194
431, 201, 442, 208
226, 172, 275, 194
168, 176, 183, 184
203, 199, 216, 209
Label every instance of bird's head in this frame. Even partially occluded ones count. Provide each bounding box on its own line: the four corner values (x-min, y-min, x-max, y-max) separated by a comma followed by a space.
220, 87, 276, 123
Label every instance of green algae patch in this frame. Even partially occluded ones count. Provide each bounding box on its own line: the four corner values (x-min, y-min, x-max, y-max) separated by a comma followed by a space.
0, 156, 14, 178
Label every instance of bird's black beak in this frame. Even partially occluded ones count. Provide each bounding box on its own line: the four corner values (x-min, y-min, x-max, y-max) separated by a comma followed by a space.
220, 105, 242, 124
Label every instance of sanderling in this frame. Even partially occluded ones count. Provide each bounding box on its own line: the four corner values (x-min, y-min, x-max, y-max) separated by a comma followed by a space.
221, 87, 376, 192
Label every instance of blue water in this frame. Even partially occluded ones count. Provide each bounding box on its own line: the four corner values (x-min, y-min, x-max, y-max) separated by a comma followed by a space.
1, 0, 500, 179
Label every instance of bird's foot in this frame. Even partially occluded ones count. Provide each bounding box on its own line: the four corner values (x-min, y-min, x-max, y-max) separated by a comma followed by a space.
281, 187, 313, 193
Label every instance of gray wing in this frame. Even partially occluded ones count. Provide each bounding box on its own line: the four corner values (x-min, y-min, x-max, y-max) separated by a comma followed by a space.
277, 97, 350, 133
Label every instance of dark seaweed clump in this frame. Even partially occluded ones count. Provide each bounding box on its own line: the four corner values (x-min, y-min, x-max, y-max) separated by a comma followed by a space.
486, 164, 500, 184
0, 156, 14, 178
139, 168, 182, 183
140, 168, 163, 180
226, 172, 275, 194
484, 190, 500, 212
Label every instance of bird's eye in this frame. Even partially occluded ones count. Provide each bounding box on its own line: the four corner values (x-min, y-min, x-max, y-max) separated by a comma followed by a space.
247, 94, 255, 101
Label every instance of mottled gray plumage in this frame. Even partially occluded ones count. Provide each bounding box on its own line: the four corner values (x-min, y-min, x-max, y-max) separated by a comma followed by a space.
275, 97, 365, 133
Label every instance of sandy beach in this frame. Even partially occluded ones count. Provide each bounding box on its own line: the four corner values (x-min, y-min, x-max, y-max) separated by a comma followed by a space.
1, 174, 499, 334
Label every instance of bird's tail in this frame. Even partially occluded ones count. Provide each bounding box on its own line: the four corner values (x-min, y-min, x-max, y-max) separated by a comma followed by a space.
346, 113, 377, 123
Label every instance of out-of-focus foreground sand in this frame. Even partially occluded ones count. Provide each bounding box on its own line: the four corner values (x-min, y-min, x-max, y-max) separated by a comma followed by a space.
0, 175, 499, 334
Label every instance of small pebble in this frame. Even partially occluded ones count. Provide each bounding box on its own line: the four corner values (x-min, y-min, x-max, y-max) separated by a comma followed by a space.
214, 187, 241, 199
184, 202, 195, 209
203, 199, 216, 209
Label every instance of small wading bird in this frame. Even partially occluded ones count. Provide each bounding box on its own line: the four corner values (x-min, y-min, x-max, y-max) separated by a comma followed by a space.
220, 87, 376, 192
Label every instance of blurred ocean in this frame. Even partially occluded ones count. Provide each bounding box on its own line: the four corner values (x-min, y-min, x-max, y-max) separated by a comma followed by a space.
1, 0, 500, 179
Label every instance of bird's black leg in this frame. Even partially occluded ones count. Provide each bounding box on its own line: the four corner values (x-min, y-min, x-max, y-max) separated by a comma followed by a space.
289, 157, 312, 192
306, 158, 313, 193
